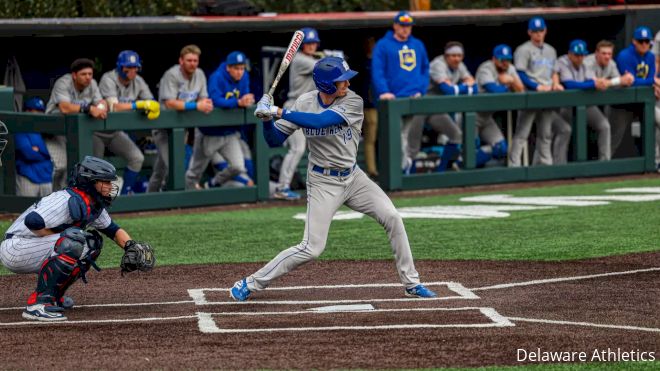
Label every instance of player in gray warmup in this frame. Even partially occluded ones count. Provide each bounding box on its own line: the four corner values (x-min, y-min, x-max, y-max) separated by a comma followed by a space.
512, 16, 570, 166
229, 56, 437, 301
475, 44, 524, 165
147, 45, 214, 192
46, 58, 108, 190
99, 50, 159, 194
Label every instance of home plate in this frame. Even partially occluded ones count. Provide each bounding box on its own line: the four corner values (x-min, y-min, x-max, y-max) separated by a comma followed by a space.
307, 304, 375, 313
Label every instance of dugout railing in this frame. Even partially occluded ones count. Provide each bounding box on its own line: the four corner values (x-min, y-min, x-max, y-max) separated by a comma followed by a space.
377, 86, 657, 191
0, 86, 656, 212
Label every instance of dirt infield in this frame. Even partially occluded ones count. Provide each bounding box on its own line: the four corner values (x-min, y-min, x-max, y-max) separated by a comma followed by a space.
1, 252, 659, 369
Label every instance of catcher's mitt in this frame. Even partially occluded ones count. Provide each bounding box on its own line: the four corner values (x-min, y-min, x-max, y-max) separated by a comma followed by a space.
120, 240, 155, 276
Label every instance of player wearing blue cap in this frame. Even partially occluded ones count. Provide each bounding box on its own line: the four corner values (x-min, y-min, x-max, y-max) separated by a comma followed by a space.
474, 44, 523, 166
372, 11, 430, 173
186, 51, 254, 190
273, 27, 323, 200
511, 16, 569, 166
610, 26, 657, 158
555, 40, 612, 161
15, 97, 53, 197
99, 50, 158, 195
229, 56, 437, 301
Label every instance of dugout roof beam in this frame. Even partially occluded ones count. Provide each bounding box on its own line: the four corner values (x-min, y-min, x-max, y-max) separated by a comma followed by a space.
0, 5, 659, 36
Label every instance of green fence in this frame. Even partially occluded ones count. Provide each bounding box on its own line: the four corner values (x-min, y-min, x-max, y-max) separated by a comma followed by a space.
0, 86, 656, 213
377, 87, 657, 191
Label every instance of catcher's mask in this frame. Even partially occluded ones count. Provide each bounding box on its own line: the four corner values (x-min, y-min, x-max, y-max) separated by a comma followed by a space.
0, 121, 7, 166
69, 156, 120, 207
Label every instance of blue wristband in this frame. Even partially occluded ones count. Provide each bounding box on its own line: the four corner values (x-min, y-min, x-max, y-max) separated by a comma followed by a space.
184, 101, 197, 111
131, 102, 137, 110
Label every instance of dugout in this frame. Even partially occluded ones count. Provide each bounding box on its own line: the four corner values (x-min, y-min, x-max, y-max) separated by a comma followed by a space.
0, 5, 659, 212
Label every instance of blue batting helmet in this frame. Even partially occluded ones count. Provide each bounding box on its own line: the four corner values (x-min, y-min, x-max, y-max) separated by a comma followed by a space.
312, 56, 358, 95
116, 50, 142, 79
301, 27, 320, 44
24, 97, 46, 112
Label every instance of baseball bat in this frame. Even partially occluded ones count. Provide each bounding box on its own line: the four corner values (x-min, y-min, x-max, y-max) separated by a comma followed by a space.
267, 30, 305, 96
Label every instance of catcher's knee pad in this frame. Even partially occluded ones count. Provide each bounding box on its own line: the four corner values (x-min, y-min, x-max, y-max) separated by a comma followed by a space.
30, 229, 87, 305
55, 227, 87, 260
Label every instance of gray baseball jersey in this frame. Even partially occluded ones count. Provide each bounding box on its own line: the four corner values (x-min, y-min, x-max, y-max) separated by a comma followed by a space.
245, 89, 423, 293
158, 65, 208, 104
583, 54, 620, 79
99, 70, 154, 102
285, 53, 318, 105
475, 60, 519, 93
276, 90, 363, 169
554, 55, 594, 82
514, 41, 557, 86
428, 55, 472, 93
653, 30, 660, 57
46, 74, 103, 114
1, 190, 112, 273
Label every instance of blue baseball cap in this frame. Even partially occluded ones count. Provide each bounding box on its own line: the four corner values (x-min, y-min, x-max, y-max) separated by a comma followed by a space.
528, 16, 546, 31
226, 51, 247, 65
633, 26, 652, 41
301, 27, 320, 44
493, 44, 513, 60
394, 11, 414, 26
569, 39, 588, 55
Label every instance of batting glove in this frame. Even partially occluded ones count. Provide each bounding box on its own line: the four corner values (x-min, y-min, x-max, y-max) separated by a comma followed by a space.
254, 94, 278, 120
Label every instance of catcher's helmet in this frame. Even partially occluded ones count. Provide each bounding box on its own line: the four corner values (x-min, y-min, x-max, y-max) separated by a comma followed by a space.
312, 56, 358, 95
301, 27, 320, 44
0, 121, 7, 167
69, 156, 119, 207
116, 50, 142, 79
24, 97, 46, 112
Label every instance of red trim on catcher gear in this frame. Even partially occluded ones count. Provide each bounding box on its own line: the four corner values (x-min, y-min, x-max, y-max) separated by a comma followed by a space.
57, 266, 81, 296
57, 254, 77, 265
27, 292, 37, 305
70, 187, 92, 224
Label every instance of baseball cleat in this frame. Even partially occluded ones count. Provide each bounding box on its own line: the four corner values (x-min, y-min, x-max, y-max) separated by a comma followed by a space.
22, 304, 67, 322
230, 278, 252, 302
273, 188, 301, 201
58, 296, 74, 310
405, 284, 437, 298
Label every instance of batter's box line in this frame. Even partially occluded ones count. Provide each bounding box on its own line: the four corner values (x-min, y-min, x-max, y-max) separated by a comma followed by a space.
196, 307, 514, 333
187, 281, 479, 305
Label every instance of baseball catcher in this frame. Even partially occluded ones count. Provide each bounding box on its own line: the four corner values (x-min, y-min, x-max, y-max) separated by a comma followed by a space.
0, 156, 155, 321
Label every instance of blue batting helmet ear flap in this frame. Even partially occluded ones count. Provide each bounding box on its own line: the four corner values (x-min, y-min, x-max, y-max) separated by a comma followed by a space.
116, 50, 142, 79
312, 56, 358, 95
301, 27, 321, 44
24, 97, 46, 112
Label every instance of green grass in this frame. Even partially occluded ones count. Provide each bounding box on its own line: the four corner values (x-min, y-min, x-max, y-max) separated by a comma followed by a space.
1, 177, 659, 275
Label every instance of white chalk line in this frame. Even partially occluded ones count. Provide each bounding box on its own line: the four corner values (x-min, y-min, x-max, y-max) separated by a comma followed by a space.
196, 307, 514, 333
0, 315, 197, 327
507, 316, 660, 333
471, 267, 660, 291
0, 300, 195, 312
187, 281, 479, 305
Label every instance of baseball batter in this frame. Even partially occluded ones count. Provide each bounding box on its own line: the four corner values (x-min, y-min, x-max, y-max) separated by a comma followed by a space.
99, 50, 159, 194
1, 156, 152, 321
147, 45, 213, 192
229, 56, 437, 301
